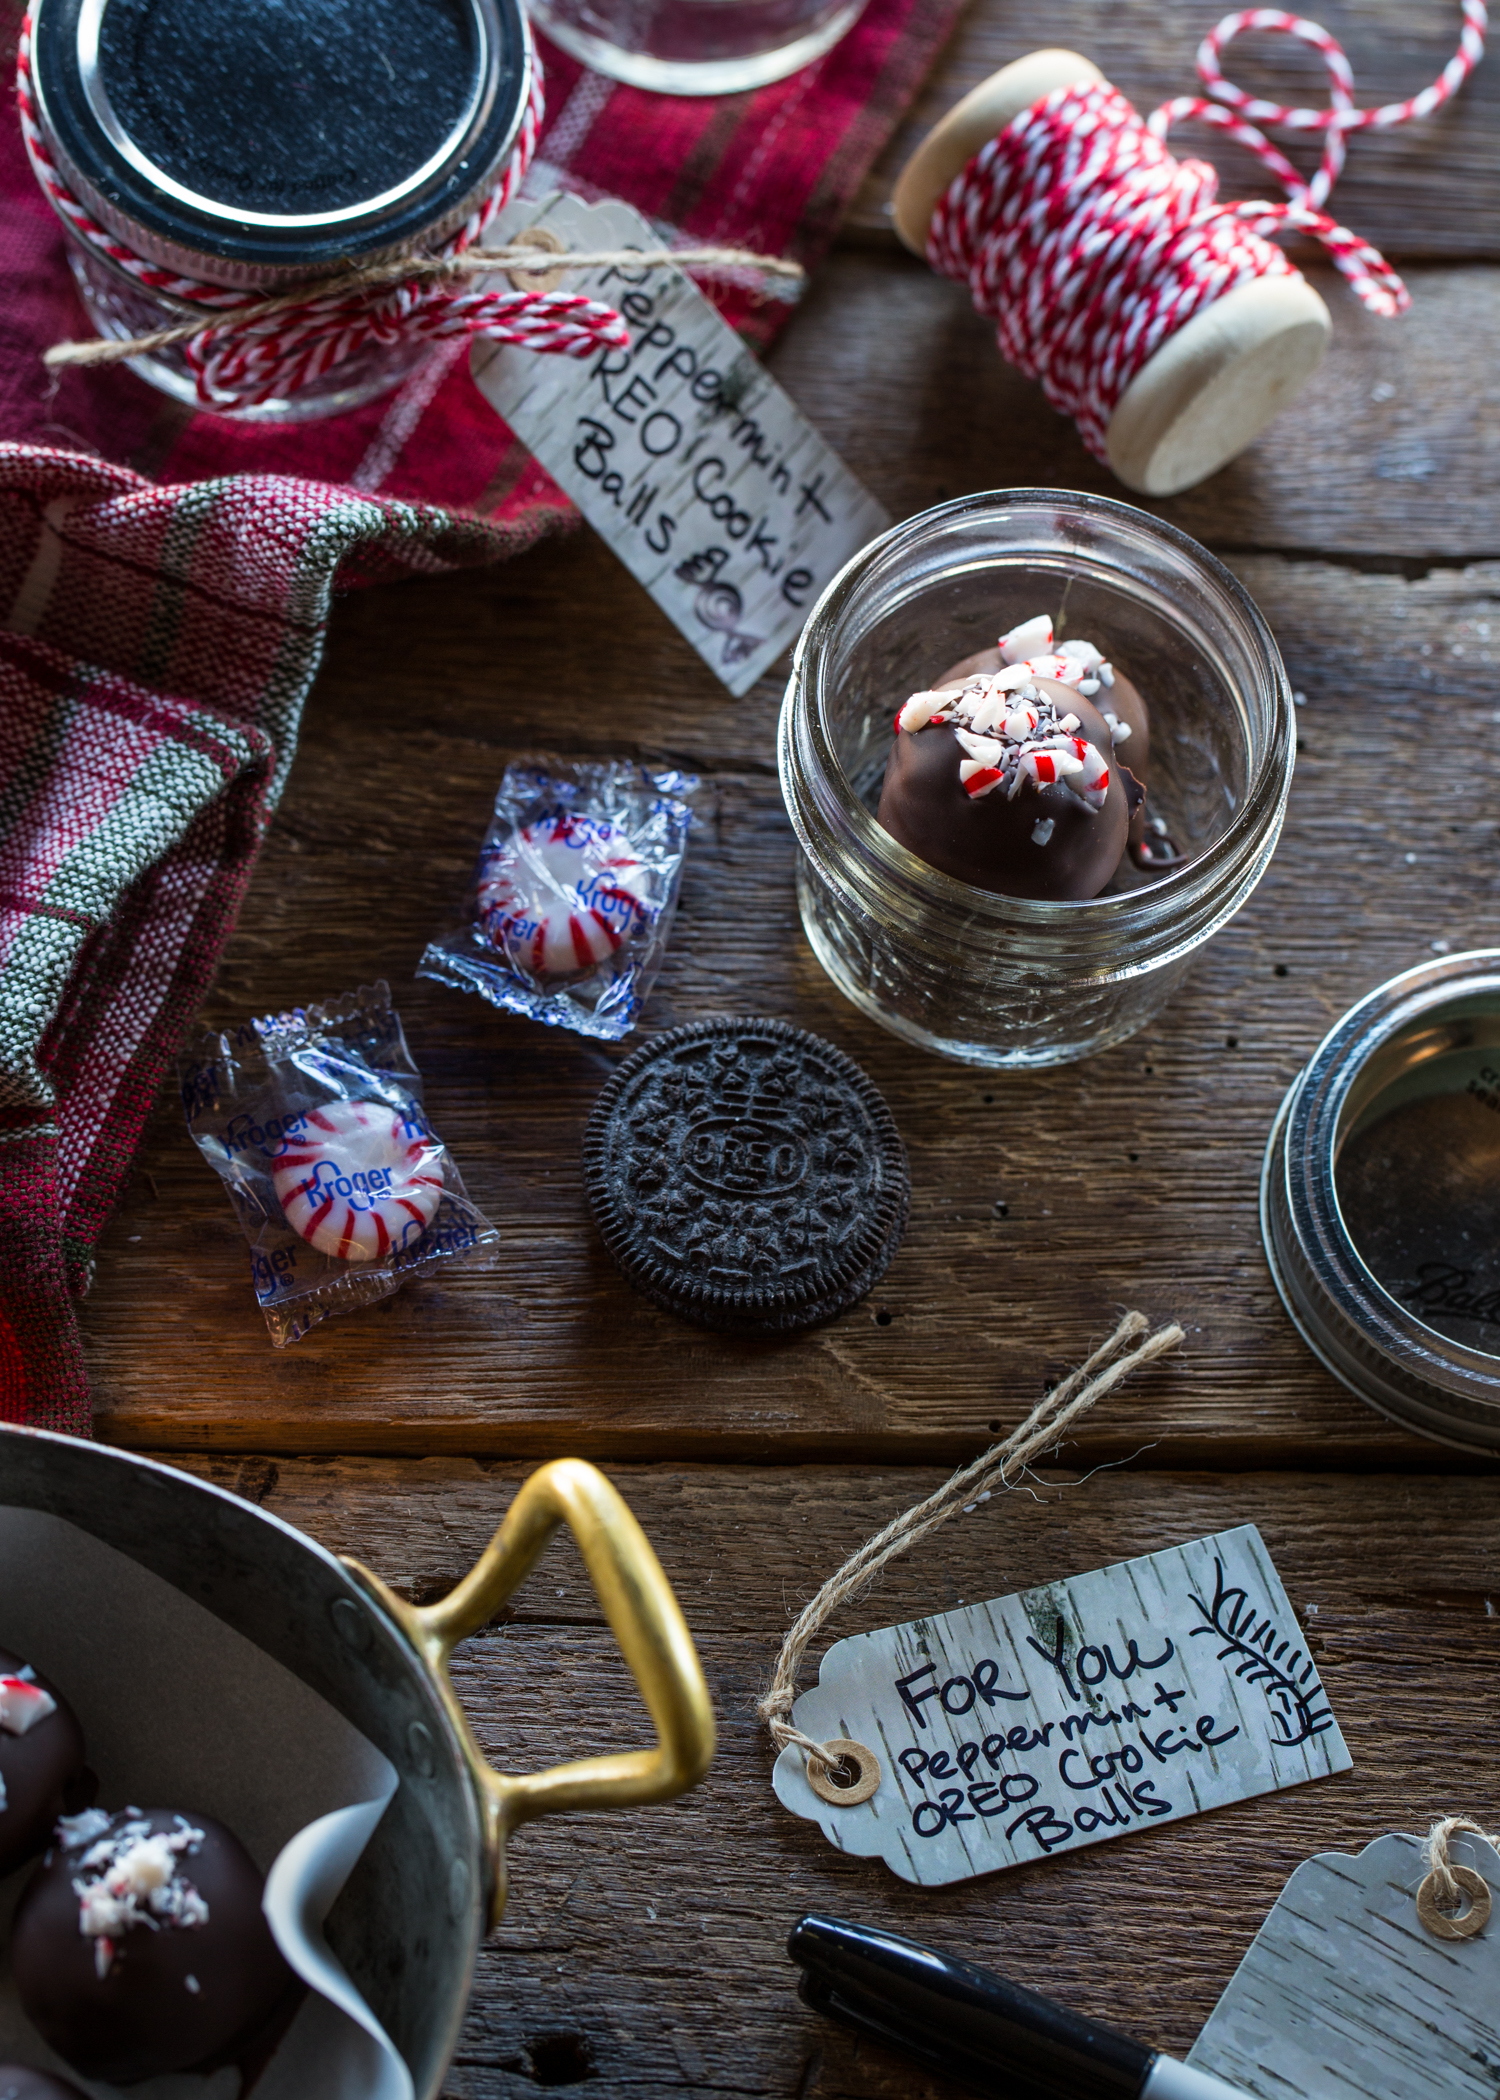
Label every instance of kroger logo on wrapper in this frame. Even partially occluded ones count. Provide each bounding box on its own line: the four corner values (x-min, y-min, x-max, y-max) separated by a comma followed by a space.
178, 984, 497, 1347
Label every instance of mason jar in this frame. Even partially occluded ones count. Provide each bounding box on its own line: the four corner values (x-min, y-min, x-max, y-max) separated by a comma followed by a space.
778, 490, 1294, 1068
25, 0, 533, 420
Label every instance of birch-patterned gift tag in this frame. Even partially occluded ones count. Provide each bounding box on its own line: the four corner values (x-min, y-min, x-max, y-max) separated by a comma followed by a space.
1186, 1830, 1500, 2098
471, 193, 889, 697
772, 1524, 1350, 1887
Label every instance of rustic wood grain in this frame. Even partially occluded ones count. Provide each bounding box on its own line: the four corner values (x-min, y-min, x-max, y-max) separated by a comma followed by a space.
849, 0, 1500, 261
160, 1456, 1500, 2100
82, 533, 1500, 1464
770, 258, 1500, 561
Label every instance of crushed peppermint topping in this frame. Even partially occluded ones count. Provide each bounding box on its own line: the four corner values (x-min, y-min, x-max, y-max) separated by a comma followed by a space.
896, 615, 1120, 834
60, 1811, 210, 1979
0, 1673, 56, 1737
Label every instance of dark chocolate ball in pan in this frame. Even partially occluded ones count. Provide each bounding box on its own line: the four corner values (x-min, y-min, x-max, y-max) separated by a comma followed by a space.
584, 1019, 909, 1334
0, 2071, 88, 2099
878, 690, 1131, 901
12, 1808, 292, 2087
0, 1649, 88, 1877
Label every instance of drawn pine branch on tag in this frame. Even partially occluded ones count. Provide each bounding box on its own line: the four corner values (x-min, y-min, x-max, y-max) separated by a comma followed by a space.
1188, 1560, 1334, 1748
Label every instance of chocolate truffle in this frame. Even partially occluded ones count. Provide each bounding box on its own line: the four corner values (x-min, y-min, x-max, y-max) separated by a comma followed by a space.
0, 1649, 87, 1877
12, 1808, 292, 2086
0, 2070, 88, 2099
877, 613, 1172, 899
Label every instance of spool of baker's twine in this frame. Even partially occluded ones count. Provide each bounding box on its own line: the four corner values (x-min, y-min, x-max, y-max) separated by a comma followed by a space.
893, 5, 1486, 494
15, 22, 800, 413
760, 1309, 1185, 1800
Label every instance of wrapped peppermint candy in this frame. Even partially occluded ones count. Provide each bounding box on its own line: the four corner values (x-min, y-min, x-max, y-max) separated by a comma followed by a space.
178, 984, 496, 1345
419, 760, 697, 1042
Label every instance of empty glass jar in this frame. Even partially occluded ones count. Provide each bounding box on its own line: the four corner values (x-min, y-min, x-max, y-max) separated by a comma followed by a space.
778, 489, 1295, 1068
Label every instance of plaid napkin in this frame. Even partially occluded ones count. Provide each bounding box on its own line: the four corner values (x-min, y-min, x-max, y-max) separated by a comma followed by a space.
0, 0, 967, 1433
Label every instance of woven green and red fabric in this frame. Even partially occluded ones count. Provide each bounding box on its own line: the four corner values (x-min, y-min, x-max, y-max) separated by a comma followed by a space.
0, 444, 549, 1433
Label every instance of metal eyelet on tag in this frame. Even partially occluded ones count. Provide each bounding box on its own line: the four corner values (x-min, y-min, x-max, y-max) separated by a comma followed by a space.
506, 226, 568, 293
1416, 1864, 1492, 1940
807, 1738, 881, 1807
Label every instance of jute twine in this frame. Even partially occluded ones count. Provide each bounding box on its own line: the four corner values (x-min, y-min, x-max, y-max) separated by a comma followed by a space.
43, 243, 806, 373
760, 1308, 1184, 1774
1418, 1815, 1498, 1939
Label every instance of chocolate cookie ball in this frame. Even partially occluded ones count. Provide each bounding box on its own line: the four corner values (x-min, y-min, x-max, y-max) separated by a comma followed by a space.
0, 2070, 88, 2099
0, 1649, 88, 1877
933, 645, 1152, 806
12, 1808, 292, 2086
878, 684, 1131, 901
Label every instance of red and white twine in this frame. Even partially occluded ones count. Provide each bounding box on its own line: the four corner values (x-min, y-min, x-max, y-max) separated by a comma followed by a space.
927, 4, 1487, 459
15, 16, 629, 412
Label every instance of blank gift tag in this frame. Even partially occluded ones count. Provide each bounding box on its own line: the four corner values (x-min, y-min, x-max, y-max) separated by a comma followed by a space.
1185, 1831, 1500, 2098
772, 1523, 1351, 1887
472, 194, 889, 697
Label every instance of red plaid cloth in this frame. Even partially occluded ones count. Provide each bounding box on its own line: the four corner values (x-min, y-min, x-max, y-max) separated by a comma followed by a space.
0, 449, 540, 1434
0, 0, 965, 1432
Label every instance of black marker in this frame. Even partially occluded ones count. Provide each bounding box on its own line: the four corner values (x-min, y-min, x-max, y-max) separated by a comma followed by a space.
789, 1915, 1251, 2100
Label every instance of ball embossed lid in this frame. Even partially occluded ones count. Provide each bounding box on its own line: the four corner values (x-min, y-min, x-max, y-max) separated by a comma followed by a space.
584, 1018, 909, 1333
29, 0, 531, 285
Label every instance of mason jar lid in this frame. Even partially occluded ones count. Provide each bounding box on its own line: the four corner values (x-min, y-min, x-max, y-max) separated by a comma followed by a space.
1262, 949, 1500, 1451
29, 0, 532, 288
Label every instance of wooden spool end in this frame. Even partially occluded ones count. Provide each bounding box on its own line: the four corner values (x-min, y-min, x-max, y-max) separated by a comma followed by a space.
892, 49, 1103, 253
895, 51, 1334, 494
1108, 274, 1332, 495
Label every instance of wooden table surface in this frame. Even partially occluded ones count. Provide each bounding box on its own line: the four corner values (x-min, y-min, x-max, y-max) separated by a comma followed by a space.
81, 1, 1500, 2093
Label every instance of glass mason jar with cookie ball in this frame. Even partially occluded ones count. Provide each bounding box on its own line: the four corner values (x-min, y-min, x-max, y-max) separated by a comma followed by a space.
778, 489, 1295, 1069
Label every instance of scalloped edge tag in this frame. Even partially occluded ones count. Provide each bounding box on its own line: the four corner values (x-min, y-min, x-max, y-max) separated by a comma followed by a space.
772, 1523, 1351, 1887
1187, 1831, 1500, 2097
472, 193, 889, 697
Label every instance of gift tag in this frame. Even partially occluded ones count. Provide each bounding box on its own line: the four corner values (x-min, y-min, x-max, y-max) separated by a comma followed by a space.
772, 1523, 1351, 1887
472, 194, 890, 697
1186, 1830, 1500, 2097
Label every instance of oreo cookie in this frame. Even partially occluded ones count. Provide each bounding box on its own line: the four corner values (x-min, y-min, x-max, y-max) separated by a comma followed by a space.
583, 1019, 908, 1333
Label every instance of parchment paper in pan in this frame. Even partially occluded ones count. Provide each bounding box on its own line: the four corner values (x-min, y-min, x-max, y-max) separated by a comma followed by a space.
0, 1508, 413, 2100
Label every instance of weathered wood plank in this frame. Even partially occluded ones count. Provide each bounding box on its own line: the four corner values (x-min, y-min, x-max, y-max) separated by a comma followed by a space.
158, 1457, 1500, 2099
849, 0, 1500, 261
768, 257, 1500, 561
82, 543, 1500, 1464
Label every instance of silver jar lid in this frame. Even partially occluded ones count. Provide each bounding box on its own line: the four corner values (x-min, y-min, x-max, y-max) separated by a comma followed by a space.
29, 0, 532, 288
1262, 949, 1500, 1451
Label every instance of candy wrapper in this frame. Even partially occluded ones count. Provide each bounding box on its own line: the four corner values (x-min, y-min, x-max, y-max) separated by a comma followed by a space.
178, 984, 496, 1346
417, 760, 697, 1041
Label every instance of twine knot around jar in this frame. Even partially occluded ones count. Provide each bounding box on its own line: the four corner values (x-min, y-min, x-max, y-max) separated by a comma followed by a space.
15, 20, 803, 415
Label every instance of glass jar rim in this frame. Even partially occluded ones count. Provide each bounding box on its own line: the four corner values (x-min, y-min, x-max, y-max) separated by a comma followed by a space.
784, 487, 1294, 941
1264, 949, 1500, 1449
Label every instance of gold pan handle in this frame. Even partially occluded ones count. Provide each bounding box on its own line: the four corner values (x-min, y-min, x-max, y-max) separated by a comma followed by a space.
344, 1458, 715, 1929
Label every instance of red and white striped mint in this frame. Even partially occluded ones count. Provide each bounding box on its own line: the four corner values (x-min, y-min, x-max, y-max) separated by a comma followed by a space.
0, 1676, 55, 1735
896, 690, 949, 733
271, 1101, 445, 1263
1019, 745, 1086, 786
999, 615, 1054, 663
478, 811, 653, 978
1073, 738, 1112, 810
